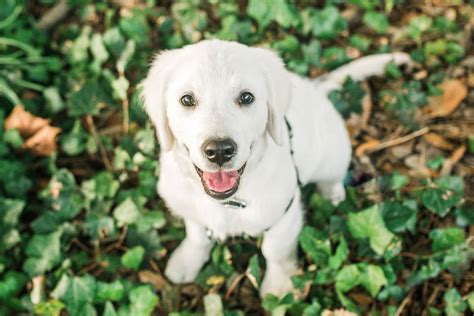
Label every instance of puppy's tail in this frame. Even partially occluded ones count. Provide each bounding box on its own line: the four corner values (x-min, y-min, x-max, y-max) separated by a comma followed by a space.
320, 53, 411, 85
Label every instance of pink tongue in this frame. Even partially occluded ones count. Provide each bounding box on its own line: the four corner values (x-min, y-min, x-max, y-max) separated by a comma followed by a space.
202, 170, 239, 192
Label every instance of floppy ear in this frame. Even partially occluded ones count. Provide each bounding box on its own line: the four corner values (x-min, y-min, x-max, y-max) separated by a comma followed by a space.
141, 51, 178, 152
257, 48, 291, 146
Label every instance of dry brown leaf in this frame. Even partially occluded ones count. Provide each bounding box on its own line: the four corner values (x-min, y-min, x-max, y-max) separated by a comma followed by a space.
355, 139, 381, 157
322, 309, 357, 316
424, 80, 468, 118
4, 105, 50, 138
440, 145, 466, 176
22, 125, 61, 156
422, 132, 455, 150
138, 269, 170, 291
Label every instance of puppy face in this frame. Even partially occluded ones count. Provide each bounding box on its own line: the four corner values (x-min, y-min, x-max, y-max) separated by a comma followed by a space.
142, 40, 290, 199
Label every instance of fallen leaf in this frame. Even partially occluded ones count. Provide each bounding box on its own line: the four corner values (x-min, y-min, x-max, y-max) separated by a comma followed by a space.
440, 145, 466, 176
355, 139, 381, 157
138, 269, 170, 291
5, 105, 61, 156
422, 132, 455, 150
424, 80, 468, 118
22, 125, 61, 156
4, 105, 50, 138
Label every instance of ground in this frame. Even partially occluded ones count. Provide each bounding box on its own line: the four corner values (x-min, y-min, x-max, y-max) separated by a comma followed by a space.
0, 0, 473, 315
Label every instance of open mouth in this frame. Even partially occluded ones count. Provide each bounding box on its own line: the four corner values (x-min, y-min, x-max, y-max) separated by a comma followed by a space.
194, 163, 246, 200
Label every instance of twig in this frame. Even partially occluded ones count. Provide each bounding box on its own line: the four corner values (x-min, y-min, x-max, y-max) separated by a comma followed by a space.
367, 127, 430, 154
395, 289, 415, 316
122, 97, 129, 134
224, 273, 246, 300
36, 0, 71, 31
422, 285, 441, 316
85, 115, 113, 171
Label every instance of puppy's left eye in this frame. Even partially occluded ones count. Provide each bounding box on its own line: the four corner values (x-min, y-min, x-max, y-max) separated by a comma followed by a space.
238, 92, 255, 105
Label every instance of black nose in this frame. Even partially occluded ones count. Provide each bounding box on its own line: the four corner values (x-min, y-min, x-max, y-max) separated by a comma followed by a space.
202, 138, 237, 166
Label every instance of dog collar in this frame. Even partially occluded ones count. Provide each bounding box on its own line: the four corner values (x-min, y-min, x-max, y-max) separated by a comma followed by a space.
221, 199, 247, 209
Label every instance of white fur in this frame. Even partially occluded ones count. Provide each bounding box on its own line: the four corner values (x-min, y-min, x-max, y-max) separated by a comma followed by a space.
142, 40, 409, 297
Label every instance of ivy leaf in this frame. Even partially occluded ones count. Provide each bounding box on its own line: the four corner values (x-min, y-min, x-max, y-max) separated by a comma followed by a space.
121, 246, 145, 270
308, 6, 347, 39
429, 228, 465, 252
94, 280, 125, 302
420, 177, 463, 217
246, 254, 262, 288
359, 264, 388, 297
0, 198, 25, 250
51, 274, 96, 316
23, 230, 62, 277
103, 302, 118, 316
455, 205, 474, 227
33, 299, 65, 316
247, 0, 299, 30
129, 286, 159, 316
204, 293, 224, 316
113, 197, 141, 227
444, 288, 467, 316
299, 226, 331, 266
67, 81, 106, 117
328, 236, 348, 270
335, 264, 360, 293
329, 76, 365, 119
381, 200, 418, 233
363, 11, 389, 33
0, 271, 28, 300
347, 205, 401, 256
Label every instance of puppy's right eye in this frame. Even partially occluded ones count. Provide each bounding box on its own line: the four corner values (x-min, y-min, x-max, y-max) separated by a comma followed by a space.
180, 94, 196, 107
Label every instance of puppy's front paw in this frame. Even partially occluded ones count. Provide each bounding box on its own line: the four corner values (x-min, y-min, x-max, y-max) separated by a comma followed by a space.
319, 181, 346, 206
260, 265, 294, 298
164, 240, 211, 284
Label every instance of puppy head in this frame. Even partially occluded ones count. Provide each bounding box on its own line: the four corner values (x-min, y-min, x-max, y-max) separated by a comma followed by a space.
142, 40, 290, 199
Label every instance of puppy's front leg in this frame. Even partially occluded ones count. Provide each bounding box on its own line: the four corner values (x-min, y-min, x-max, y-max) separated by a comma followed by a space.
260, 190, 303, 298
165, 219, 214, 283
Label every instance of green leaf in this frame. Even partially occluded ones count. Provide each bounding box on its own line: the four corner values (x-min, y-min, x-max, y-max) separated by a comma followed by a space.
34, 299, 65, 316
363, 11, 389, 33
328, 76, 365, 118
420, 187, 462, 217
467, 292, 474, 312
444, 288, 467, 316
299, 226, 331, 266
3, 129, 23, 148
429, 228, 465, 252
247, 254, 262, 288
95, 280, 125, 302
90, 33, 109, 65
51, 274, 96, 315
335, 264, 360, 293
247, 0, 299, 30
328, 236, 348, 270
67, 81, 106, 117
0, 271, 27, 300
121, 246, 145, 270
347, 205, 401, 256
113, 197, 141, 227
359, 264, 388, 297
129, 286, 158, 316
204, 293, 224, 316
381, 200, 418, 233
23, 230, 62, 277
455, 205, 474, 227
103, 302, 118, 316
308, 6, 347, 40
61, 120, 87, 156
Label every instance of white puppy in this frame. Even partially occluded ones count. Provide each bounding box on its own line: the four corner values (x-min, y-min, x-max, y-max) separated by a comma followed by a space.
142, 40, 409, 297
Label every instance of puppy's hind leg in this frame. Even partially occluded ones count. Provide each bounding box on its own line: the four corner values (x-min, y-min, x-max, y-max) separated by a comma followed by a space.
317, 180, 346, 206
260, 190, 303, 298
165, 219, 214, 283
